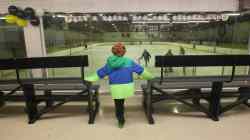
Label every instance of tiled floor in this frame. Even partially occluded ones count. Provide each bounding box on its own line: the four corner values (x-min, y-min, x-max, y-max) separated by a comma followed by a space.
0, 95, 250, 140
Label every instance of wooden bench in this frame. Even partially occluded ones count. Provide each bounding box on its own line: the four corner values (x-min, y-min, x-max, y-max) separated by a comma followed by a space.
0, 56, 100, 124
142, 55, 250, 124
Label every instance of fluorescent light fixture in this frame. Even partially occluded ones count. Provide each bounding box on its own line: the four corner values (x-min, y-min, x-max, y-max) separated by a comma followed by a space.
57, 15, 66, 18
147, 13, 153, 16
132, 21, 191, 24
132, 21, 170, 24
188, 20, 209, 23
173, 21, 188, 24
224, 13, 241, 16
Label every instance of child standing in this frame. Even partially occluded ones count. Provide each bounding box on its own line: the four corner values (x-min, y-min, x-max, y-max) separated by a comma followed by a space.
85, 42, 153, 128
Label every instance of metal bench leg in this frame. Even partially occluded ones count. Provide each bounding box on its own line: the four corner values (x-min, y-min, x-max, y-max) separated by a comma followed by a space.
239, 87, 250, 108
94, 90, 100, 114
87, 89, 100, 120
142, 89, 147, 111
191, 89, 202, 106
244, 100, 250, 107
144, 88, 154, 124
23, 84, 38, 124
88, 90, 95, 124
45, 90, 53, 108
0, 91, 5, 108
209, 82, 223, 121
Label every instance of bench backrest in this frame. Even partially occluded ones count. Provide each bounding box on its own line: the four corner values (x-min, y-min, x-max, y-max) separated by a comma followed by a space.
0, 56, 88, 69
0, 58, 17, 70
0, 55, 88, 81
155, 55, 250, 67
155, 55, 250, 83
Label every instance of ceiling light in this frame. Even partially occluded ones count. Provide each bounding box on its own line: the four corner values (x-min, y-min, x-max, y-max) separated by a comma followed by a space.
188, 20, 209, 23
224, 13, 241, 16
132, 21, 170, 24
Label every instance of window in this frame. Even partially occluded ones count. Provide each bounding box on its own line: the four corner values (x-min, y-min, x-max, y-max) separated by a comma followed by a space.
42, 13, 250, 79
0, 18, 27, 80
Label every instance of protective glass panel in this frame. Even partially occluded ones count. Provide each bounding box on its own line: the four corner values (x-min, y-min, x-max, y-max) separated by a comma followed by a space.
0, 18, 27, 80
43, 13, 250, 79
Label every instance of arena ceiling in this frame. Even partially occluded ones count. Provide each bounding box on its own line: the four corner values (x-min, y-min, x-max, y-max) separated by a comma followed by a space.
0, 0, 240, 14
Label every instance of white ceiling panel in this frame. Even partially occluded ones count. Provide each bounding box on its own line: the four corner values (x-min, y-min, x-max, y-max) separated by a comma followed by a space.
0, 0, 239, 14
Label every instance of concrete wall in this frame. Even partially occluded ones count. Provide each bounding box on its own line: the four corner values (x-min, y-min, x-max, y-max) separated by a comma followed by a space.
0, 0, 239, 13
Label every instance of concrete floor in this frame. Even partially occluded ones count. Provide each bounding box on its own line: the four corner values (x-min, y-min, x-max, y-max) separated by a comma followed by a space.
0, 95, 250, 140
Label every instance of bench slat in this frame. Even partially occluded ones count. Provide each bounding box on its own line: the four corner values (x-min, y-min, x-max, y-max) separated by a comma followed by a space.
147, 81, 250, 89
0, 55, 88, 70
155, 55, 250, 67
16, 55, 88, 69
152, 76, 250, 82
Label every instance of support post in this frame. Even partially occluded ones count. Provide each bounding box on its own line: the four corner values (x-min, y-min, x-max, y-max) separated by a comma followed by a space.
146, 84, 154, 124
88, 89, 94, 124
23, 11, 47, 78
209, 82, 223, 121
23, 84, 38, 124
45, 90, 53, 108
0, 91, 5, 107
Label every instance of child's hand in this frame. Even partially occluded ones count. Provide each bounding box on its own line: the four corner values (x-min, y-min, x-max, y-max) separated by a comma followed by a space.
140, 69, 154, 80
85, 73, 100, 82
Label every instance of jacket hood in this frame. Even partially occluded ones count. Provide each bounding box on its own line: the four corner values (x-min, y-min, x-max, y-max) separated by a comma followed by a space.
107, 55, 128, 69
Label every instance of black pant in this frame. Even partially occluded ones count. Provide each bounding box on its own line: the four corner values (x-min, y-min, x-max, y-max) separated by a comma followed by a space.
114, 99, 125, 123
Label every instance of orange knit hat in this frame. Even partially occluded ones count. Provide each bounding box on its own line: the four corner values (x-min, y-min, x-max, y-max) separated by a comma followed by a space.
111, 42, 126, 57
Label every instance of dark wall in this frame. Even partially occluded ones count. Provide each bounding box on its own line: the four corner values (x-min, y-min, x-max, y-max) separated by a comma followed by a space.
240, 0, 250, 10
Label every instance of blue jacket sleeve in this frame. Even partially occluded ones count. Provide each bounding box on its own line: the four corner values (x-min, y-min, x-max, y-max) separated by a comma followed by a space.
131, 61, 144, 75
97, 64, 111, 78
131, 61, 154, 80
